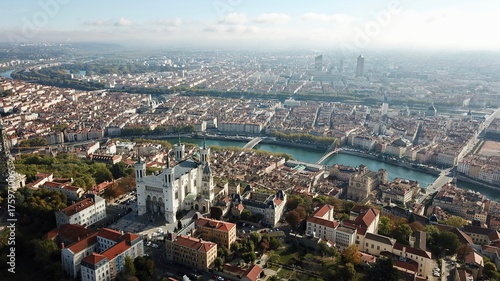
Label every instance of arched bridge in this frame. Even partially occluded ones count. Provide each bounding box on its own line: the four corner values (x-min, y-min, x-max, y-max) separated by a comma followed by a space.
316, 148, 339, 164
243, 137, 263, 149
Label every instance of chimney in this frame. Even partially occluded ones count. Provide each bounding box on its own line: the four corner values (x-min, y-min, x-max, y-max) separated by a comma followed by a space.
409, 236, 416, 248
61, 243, 65, 249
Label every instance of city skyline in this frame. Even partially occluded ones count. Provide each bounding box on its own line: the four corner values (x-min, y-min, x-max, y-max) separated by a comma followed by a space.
1, 0, 499, 51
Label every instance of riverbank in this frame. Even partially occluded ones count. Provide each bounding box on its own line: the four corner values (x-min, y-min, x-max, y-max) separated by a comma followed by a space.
198, 134, 326, 151
338, 150, 441, 176
457, 174, 500, 192
189, 133, 443, 177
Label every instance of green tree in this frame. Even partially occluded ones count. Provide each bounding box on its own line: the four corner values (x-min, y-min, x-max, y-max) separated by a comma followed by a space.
456, 244, 473, 262
242, 251, 257, 264
444, 216, 468, 228
365, 258, 399, 281
269, 237, 282, 251
134, 256, 154, 278
378, 216, 392, 236
483, 261, 500, 280
267, 252, 280, 264
214, 257, 224, 271
338, 263, 357, 281
295, 206, 307, 220
241, 209, 252, 221
94, 164, 114, 183
73, 174, 96, 190
249, 231, 262, 245
123, 256, 136, 278
342, 244, 362, 266
33, 239, 59, 264
392, 223, 413, 245
317, 241, 338, 257
218, 246, 229, 261
231, 241, 242, 252
286, 210, 301, 228
111, 162, 129, 179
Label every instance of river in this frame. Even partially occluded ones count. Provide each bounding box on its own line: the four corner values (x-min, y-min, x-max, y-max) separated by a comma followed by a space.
169, 137, 437, 188
0, 69, 14, 79
166, 137, 500, 201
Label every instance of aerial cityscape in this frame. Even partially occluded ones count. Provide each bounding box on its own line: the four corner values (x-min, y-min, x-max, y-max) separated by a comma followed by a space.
1, 1, 500, 281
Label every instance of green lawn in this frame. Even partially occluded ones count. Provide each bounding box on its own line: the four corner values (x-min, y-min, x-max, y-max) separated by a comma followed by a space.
275, 248, 298, 264
277, 268, 294, 279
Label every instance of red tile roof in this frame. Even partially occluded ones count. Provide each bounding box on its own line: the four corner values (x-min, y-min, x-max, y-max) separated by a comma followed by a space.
393, 243, 432, 259
244, 265, 262, 281
465, 252, 484, 266
488, 230, 500, 242
101, 240, 130, 260
311, 204, 334, 219
450, 228, 473, 245
196, 217, 236, 233
121, 232, 140, 243
59, 198, 94, 216
63, 185, 81, 192
44, 181, 64, 188
97, 228, 123, 241
273, 198, 283, 206
174, 235, 216, 253
45, 224, 96, 242
82, 253, 107, 265
67, 233, 98, 254
354, 208, 378, 228
307, 216, 339, 229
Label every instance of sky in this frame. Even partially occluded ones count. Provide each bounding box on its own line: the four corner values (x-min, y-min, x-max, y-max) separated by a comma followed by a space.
1, 0, 499, 51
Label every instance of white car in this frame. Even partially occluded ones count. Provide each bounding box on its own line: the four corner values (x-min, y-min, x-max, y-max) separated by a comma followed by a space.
146, 241, 152, 246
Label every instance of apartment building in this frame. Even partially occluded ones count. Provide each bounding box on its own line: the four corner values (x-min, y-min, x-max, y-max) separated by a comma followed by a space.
235, 190, 286, 227
195, 217, 237, 249
42, 181, 84, 201
61, 228, 144, 279
306, 204, 339, 241
463, 225, 500, 246
55, 195, 106, 227
164, 233, 217, 271
432, 183, 489, 224
379, 178, 420, 205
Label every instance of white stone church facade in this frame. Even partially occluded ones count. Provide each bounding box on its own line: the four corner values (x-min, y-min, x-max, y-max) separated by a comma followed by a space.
135, 141, 214, 223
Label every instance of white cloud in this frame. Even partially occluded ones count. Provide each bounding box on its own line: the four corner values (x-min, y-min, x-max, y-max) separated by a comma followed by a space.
219, 12, 247, 25
155, 18, 183, 26
84, 19, 108, 26
301, 13, 356, 25
203, 25, 226, 33
114, 17, 134, 27
253, 13, 291, 24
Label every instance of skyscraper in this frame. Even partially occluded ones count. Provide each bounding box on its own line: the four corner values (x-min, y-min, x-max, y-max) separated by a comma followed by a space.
315, 54, 323, 72
356, 55, 364, 77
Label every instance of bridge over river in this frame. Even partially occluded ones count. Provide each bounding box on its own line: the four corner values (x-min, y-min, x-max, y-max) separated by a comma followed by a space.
243, 137, 263, 149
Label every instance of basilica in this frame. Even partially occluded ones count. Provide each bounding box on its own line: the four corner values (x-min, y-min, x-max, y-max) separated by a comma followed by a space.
135, 140, 214, 223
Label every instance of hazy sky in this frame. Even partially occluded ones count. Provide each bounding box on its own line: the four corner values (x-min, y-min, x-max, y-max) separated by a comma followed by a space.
1, 0, 498, 50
